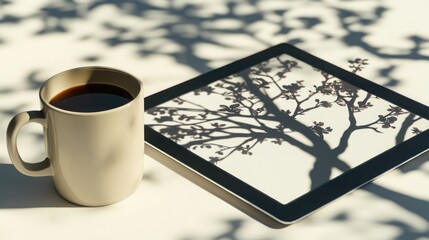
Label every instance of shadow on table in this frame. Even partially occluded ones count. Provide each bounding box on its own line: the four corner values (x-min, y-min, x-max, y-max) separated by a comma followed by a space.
0, 163, 76, 208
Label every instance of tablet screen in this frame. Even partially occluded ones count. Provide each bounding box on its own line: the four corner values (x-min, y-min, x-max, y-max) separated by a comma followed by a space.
146, 54, 429, 204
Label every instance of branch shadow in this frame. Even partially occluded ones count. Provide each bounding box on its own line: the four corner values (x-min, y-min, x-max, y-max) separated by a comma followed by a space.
0, 163, 77, 208
2, 0, 429, 237
146, 53, 429, 236
337, 6, 429, 61
364, 181, 429, 240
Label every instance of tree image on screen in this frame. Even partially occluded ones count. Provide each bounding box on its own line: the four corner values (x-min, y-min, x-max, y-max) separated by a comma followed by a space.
146, 55, 428, 194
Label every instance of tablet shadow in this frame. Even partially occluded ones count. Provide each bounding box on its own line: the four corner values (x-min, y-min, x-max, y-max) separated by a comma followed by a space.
0, 163, 76, 208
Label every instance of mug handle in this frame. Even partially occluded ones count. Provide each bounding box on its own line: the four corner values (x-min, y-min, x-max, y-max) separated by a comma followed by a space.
6, 110, 53, 177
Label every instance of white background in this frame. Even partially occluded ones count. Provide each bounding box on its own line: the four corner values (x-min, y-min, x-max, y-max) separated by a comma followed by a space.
1, 1, 429, 239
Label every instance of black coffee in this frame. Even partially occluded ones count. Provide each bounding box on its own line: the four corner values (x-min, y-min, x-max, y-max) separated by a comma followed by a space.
50, 84, 133, 112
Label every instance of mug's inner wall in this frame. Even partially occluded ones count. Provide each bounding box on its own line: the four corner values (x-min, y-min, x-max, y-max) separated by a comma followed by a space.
41, 67, 141, 104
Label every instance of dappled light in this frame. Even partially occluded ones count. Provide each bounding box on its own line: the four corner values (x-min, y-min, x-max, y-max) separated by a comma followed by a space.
1, 0, 428, 239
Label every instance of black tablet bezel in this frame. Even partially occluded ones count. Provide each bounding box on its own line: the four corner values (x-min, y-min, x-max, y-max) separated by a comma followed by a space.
144, 43, 429, 223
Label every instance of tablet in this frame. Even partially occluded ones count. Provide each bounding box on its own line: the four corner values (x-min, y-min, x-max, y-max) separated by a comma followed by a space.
144, 43, 429, 228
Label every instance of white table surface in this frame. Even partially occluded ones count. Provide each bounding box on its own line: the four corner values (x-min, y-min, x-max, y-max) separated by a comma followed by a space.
1, 1, 428, 239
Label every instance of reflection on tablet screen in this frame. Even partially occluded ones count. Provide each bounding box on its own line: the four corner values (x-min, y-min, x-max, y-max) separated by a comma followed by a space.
146, 54, 429, 204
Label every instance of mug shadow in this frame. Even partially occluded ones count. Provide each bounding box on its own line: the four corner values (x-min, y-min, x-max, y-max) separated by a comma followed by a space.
0, 163, 77, 208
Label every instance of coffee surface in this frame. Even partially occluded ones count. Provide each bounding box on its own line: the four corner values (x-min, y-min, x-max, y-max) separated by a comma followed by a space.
50, 84, 133, 112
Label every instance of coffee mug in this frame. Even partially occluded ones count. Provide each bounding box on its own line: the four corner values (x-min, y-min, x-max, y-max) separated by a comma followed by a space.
6, 66, 144, 206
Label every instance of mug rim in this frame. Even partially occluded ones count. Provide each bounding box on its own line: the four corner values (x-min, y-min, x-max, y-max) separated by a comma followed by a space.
39, 66, 143, 116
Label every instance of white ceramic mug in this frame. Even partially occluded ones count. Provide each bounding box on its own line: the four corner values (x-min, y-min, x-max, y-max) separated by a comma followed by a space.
6, 66, 144, 206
